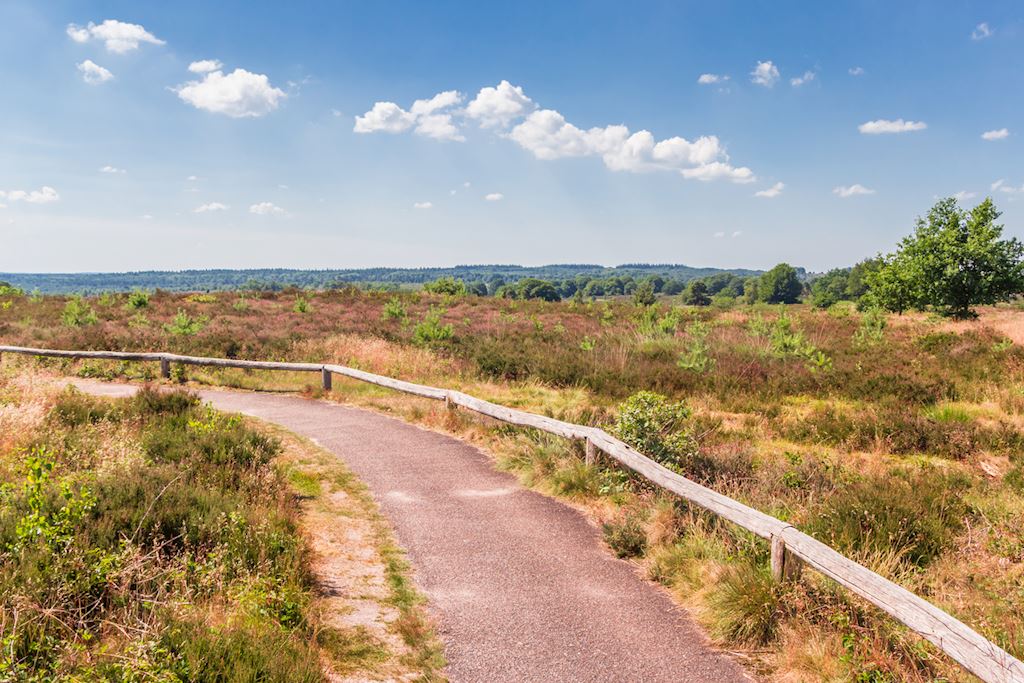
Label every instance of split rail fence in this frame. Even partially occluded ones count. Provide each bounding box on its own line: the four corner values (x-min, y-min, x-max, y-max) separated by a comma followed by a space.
1, 344, 1022, 683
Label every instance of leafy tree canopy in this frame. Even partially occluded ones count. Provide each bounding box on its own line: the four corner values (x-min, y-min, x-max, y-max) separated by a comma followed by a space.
866, 197, 1024, 318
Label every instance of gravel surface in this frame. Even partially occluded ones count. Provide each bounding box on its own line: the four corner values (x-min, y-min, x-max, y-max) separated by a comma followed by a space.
74, 380, 752, 683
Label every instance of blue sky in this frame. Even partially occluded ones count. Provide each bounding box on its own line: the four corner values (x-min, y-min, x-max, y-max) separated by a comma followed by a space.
1, 1, 1021, 273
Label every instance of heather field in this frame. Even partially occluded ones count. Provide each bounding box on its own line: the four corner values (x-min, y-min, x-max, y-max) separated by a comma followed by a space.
2, 287, 1024, 681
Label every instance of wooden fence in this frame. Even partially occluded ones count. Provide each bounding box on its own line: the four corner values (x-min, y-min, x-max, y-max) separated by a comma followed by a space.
1, 344, 1022, 683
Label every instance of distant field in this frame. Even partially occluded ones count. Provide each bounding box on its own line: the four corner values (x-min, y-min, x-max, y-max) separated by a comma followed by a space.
2, 287, 1022, 681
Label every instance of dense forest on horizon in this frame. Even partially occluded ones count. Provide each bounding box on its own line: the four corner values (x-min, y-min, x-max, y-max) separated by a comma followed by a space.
0, 263, 767, 294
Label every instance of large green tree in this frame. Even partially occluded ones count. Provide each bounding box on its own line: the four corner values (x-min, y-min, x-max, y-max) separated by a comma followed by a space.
867, 197, 1024, 318
757, 263, 803, 304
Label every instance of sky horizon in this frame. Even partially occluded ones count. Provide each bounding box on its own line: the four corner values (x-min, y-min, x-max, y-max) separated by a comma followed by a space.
2, 1, 1022, 273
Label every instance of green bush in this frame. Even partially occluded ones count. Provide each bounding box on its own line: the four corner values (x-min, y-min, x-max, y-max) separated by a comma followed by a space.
612, 391, 696, 471
602, 510, 647, 558
677, 321, 715, 374
126, 289, 151, 310
164, 309, 207, 336
412, 306, 453, 345
61, 297, 98, 327
381, 296, 406, 321
709, 561, 788, 645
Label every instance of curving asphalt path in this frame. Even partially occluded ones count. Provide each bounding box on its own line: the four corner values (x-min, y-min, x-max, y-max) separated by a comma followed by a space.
73, 379, 751, 683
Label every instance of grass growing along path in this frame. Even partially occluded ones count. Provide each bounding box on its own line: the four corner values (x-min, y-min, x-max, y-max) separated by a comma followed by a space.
0, 366, 443, 682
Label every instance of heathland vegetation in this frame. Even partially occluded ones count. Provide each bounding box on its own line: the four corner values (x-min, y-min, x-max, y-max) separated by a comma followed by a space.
1, 196, 1023, 680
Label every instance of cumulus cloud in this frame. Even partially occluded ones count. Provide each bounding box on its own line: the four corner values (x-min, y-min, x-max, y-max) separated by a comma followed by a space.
509, 109, 753, 182
484, 193, 504, 201
356, 81, 755, 183
849, 66, 865, 76
833, 184, 875, 198
971, 22, 993, 40
175, 67, 286, 118
953, 191, 978, 202
697, 73, 728, 85
66, 19, 164, 53
355, 90, 464, 140
754, 181, 784, 198
188, 59, 223, 73
0, 186, 60, 203
465, 80, 534, 128
249, 202, 285, 215
858, 118, 927, 134
982, 128, 1009, 141
713, 231, 725, 238
77, 60, 113, 85
99, 165, 125, 174
194, 202, 228, 212
413, 201, 433, 209
790, 71, 815, 87
750, 61, 780, 87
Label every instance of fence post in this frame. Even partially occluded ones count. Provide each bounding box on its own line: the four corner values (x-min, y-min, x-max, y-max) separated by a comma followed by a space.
444, 392, 456, 411
160, 358, 171, 379
321, 367, 332, 392
771, 534, 801, 582
585, 437, 598, 466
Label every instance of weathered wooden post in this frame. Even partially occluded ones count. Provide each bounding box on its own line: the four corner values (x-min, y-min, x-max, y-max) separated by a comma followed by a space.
160, 357, 171, 379
444, 391, 456, 411
585, 437, 598, 466
321, 367, 332, 391
771, 534, 801, 582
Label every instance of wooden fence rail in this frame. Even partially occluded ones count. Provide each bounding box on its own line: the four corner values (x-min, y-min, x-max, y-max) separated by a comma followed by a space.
1, 344, 1022, 683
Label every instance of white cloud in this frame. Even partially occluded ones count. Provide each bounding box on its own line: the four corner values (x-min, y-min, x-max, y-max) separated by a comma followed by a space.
463, 181, 471, 188
141, 214, 153, 220
466, 81, 535, 128
175, 68, 286, 118
0, 186, 60, 203
833, 184, 875, 198
249, 202, 286, 215
754, 181, 784, 198
697, 73, 728, 85
195, 202, 228, 212
509, 109, 753, 182
953, 191, 978, 202
77, 60, 113, 85
357, 81, 755, 183
982, 128, 1009, 141
750, 60, 780, 87
99, 165, 125, 174
849, 66, 865, 76
858, 118, 927, 134
66, 19, 164, 53
991, 179, 1024, 195
790, 71, 815, 87
413, 201, 433, 209
484, 193, 504, 201
354, 90, 465, 141
713, 231, 725, 238
731, 230, 743, 238
188, 59, 223, 74
971, 22, 993, 40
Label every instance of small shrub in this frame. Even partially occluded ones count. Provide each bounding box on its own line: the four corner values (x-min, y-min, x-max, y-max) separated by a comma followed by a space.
186, 293, 218, 304
293, 296, 310, 314
126, 289, 151, 310
233, 298, 251, 312
602, 510, 648, 558
61, 297, 98, 327
677, 321, 715, 374
612, 391, 697, 471
412, 306, 453, 345
164, 309, 207, 336
853, 307, 887, 348
422, 276, 466, 296
381, 297, 407, 321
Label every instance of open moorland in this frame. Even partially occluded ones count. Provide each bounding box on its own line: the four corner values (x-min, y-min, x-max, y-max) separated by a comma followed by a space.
2, 283, 1023, 682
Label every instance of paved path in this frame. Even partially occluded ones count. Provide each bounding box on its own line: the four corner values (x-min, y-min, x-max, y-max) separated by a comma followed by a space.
74, 380, 750, 683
